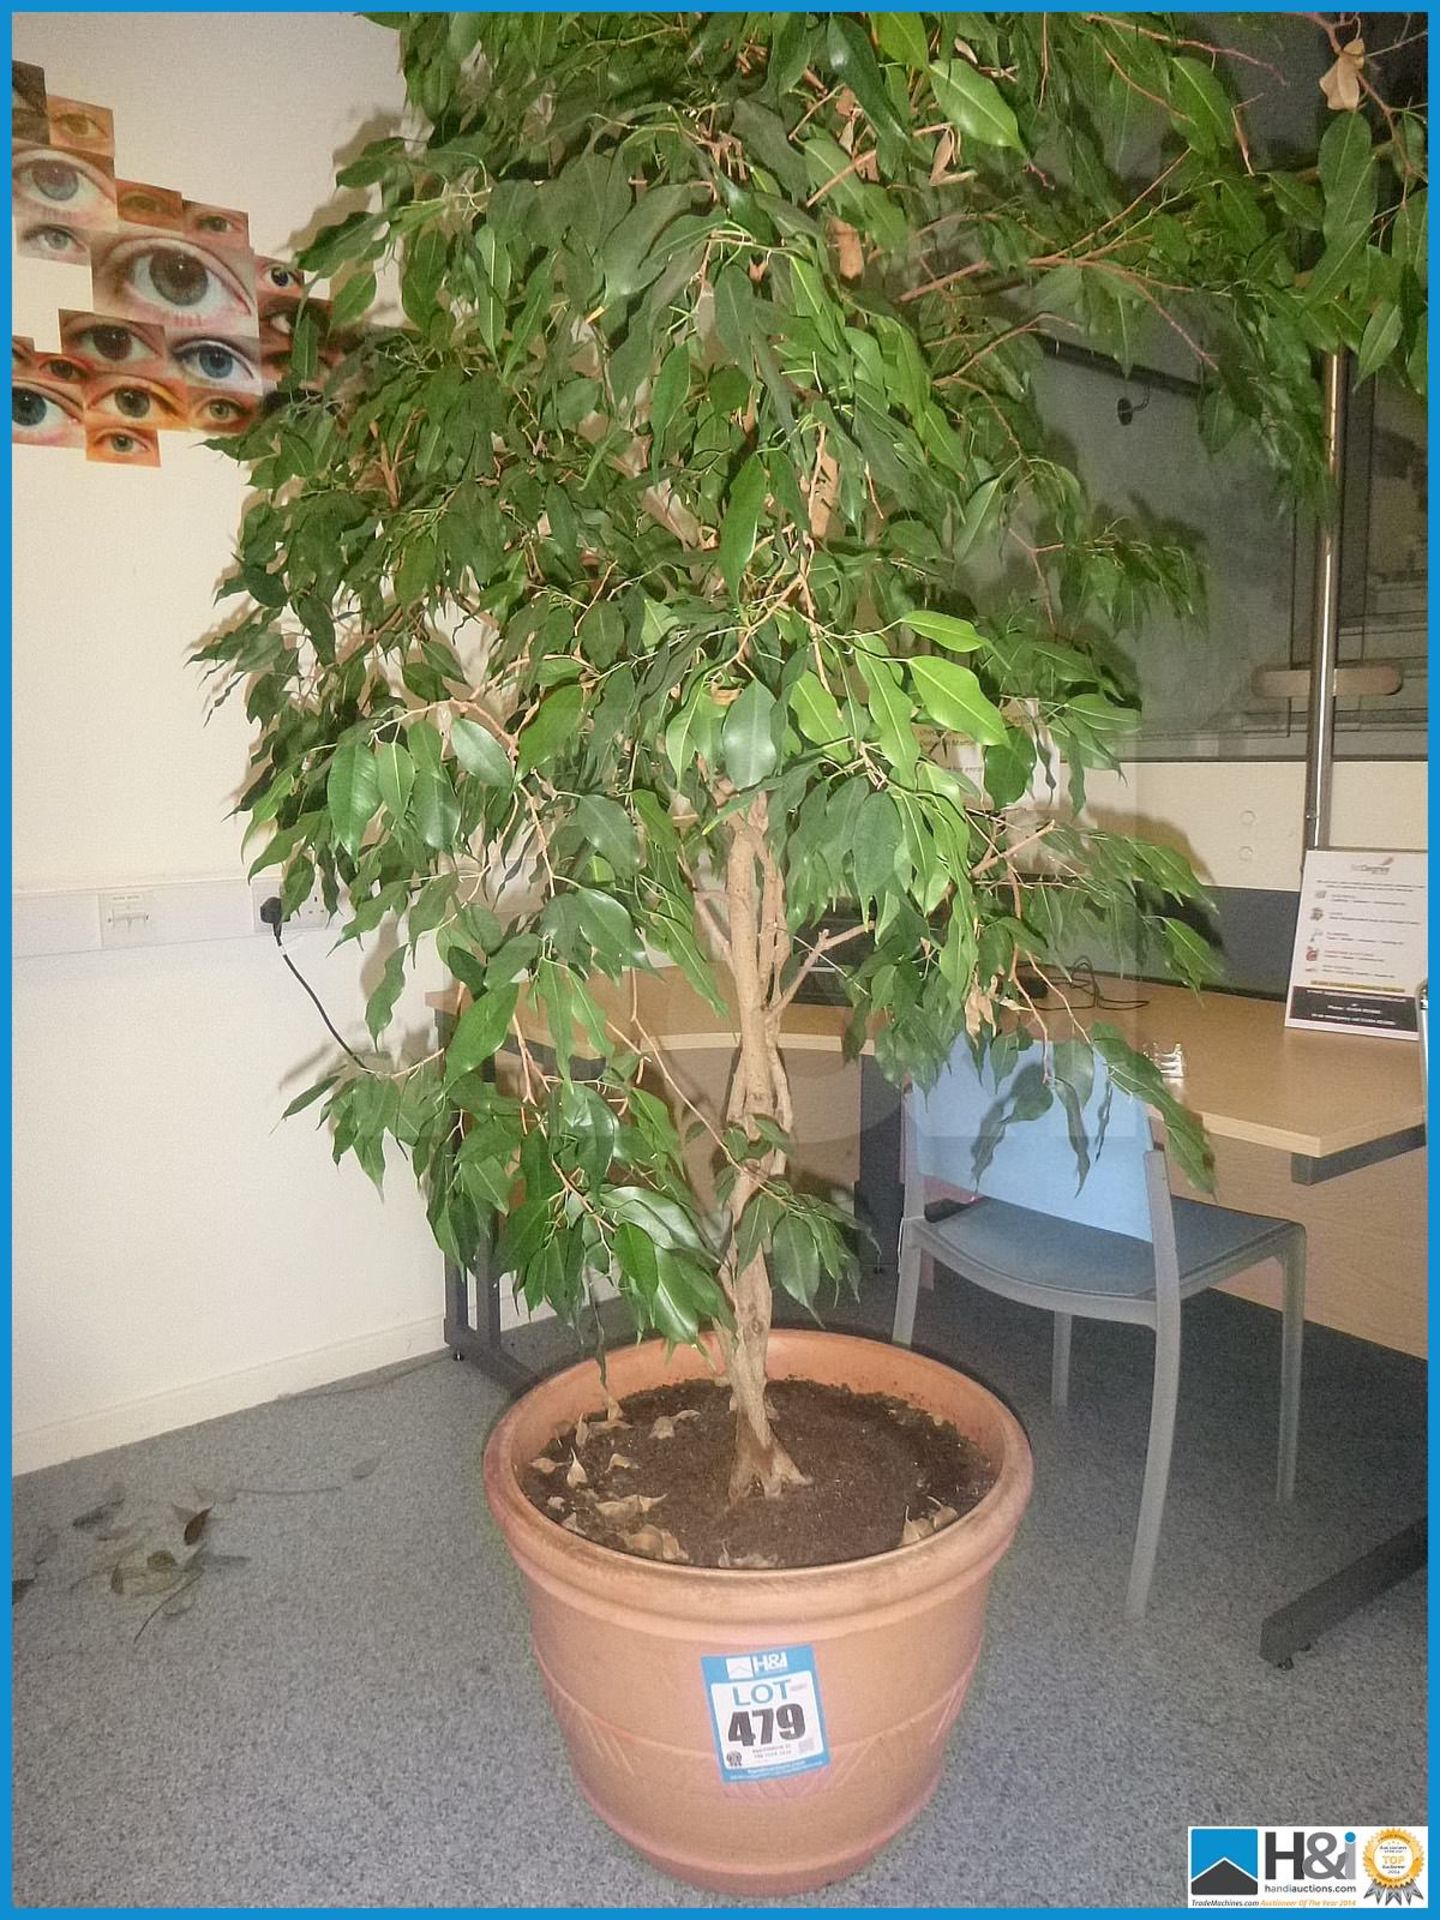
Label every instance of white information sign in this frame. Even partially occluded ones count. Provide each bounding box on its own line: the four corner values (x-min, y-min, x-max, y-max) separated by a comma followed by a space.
701, 1644, 829, 1783
1285, 849, 1427, 1039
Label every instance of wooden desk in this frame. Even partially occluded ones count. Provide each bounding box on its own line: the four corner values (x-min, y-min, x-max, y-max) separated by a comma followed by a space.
430, 972, 1427, 1362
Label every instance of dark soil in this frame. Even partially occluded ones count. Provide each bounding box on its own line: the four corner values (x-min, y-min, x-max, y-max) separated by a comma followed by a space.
519, 1377, 997, 1570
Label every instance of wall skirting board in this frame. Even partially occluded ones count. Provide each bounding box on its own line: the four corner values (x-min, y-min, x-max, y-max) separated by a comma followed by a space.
12, 1315, 446, 1477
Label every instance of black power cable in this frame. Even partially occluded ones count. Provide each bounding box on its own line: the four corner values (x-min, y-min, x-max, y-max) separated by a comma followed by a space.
259, 895, 371, 1070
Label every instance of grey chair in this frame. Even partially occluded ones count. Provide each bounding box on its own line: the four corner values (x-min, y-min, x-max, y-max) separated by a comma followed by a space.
893, 1044, 1306, 1618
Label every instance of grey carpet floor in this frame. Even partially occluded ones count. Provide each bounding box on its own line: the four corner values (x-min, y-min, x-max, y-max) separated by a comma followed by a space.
12, 1271, 1427, 1909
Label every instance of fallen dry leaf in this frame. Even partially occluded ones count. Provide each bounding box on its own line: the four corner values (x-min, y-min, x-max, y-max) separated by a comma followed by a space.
900, 1513, 933, 1546
623, 1524, 689, 1563
574, 1415, 591, 1450
565, 1453, 589, 1490
606, 1452, 637, 1471
560, 1514, 586, 1534
546, 1496, 566, 1512
718, 1547, 778, 1569
530, 1455, 559, 1476
929, 127, 956, 184
649, 1408, 701, 1439
929, 1505, 959, 1532
595, 1494, 665, 1525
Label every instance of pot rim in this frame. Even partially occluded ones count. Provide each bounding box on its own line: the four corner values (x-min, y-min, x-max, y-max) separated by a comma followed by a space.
484, 1327, 1034, 1592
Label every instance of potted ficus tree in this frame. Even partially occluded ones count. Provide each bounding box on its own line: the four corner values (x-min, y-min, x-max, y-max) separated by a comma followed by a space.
197, 10, 1424, 1894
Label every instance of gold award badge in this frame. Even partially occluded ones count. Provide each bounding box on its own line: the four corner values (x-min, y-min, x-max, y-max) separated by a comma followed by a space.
1363, 1830, 1425, 1905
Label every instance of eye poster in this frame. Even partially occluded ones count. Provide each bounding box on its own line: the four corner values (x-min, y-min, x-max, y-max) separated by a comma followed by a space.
11, 59, 343, 469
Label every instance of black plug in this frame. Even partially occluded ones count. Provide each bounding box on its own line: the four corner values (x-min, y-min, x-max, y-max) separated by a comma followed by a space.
259, 894, 284, 944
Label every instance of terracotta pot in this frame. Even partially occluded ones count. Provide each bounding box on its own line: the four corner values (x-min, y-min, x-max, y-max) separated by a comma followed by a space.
483, 1328, 1032, 1898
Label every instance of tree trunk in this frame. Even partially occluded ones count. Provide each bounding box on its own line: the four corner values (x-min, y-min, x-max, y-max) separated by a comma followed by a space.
720, 796, 808, 1502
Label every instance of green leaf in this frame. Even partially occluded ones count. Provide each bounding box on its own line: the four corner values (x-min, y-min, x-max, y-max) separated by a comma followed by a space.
826, 14, 907, 143
771, 1210, 821, 1308
365, 946, 407, 1043
601, 182, 691, 305
450, 717, 513, 786
413, 766, 460, 849
1319, 111, 1377, 247
375, 741, 415, 822
326, 739, 381, 855
903, 608, 985, 652
1168, 56, 1233, 154
1355, 300, 1402, 381
928, 60, 1023, 153
908, 656, 1007, 745
851, 791, 903, 905
518, 684, 583, 774
713, 263, 757, 369
648, 343, 690, 450
789, 670, 847, 746
721, 680, 779, 788
329, 269, 376, 331
718, 454, 766, 600
574, 795, 641, 872
857, 651, 918, 775
873, 12, 929, 70
446, 985, 518, 1082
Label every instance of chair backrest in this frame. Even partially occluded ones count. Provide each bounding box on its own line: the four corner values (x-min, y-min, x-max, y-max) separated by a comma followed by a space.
906, 1040, 1156, 1243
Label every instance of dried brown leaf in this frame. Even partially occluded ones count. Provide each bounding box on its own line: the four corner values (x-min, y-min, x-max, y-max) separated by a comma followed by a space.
828, 217, 864, 283
929, 127, 956, 185
623, 1524, 689, 1563
929, 1504, 959, 1531
530, 1455, 559, 1476
606, 1452, 637, 1471
565, 1452, 589, 1489
574, 1415, 591, 1450
147, 1550, 178, 1572
546, 1496, 566, 1513
72, 1484, 126, 1531
900, 1514, 933, 1546
1320, 37, 1365, 112
594, 1494, 665, 1525
182, 1508, 212, 1546
717, 1547, 778, 1569
649, 1416, 677, 1440
349, 1456, 381, 1482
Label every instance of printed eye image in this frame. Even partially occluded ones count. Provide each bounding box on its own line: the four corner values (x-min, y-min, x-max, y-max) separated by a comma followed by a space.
84, 370, 187, 430
256, 257, 305, 300
12, 60, 49, 143
187, 389, 258, 434
85, 421, 160, 466
90, 229, 258, 332
183, 201, 250, 250
167, 333, 262, 395
116, 181, 184, 230
16, 220, 90, 266
45, 97, 114, 159
34, 353, 88, 386
15, 69, 318, 466
60, 311, 167, 372
13, 379, 85, 449
13, 144, 117, 230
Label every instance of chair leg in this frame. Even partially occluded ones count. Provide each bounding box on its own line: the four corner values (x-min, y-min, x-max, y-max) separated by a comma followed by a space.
1276, 1237, 1306, 1504
1126, 1308, 1181, 1621
1051, 1312, 1073, 1413
892, 1221, 923, 1348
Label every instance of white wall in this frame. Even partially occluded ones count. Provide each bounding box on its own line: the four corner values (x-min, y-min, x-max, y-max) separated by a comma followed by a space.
11, 14, 448, 1473
1081, 760, 1428, 891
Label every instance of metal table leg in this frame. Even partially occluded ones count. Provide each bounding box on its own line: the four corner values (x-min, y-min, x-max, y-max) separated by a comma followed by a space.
1260, 1516, 1427, 1666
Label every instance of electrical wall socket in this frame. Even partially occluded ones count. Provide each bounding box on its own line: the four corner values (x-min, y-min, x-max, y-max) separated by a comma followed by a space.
99, 888, 157, 948
250, 878, 332, 937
